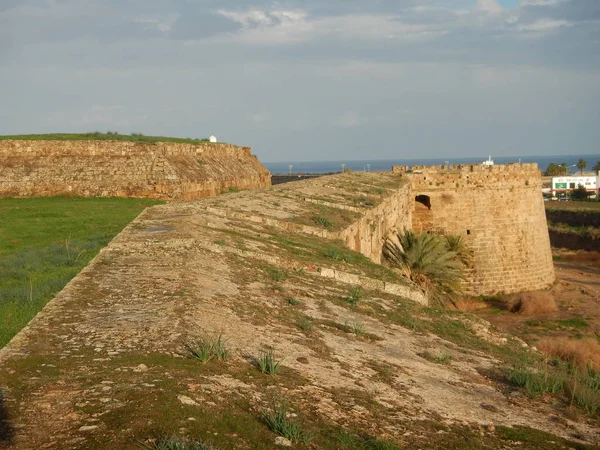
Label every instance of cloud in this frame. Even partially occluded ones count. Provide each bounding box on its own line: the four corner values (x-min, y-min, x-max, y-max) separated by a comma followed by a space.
517, 18, 572, 32
133, 14, 180, 35
519, 0, 568, 6
475, 0, 504, 13
213, 9, 452, 46
338, 111, 363, 128
217, 9, 307, 28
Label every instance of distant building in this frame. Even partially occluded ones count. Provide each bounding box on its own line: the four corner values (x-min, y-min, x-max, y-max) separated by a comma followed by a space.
209, 135, 218, 143
482, 156, 494, 166
552, 174, 598, 197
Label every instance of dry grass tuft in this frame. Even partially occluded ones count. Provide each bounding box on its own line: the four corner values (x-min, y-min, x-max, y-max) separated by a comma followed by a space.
537, 337, 600, 369
507, 291, 557, 315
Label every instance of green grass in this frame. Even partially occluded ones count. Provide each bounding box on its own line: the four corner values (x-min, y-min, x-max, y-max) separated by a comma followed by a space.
333, 432, 403, 449
140, 436, 216, 450
0, 196, 161, 347
524, 317, 589, 331
0, 132, 213, 145
507, 366, 564, 398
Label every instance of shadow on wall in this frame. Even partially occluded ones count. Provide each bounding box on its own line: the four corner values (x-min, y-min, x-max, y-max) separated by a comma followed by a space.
0, 391, 14, 445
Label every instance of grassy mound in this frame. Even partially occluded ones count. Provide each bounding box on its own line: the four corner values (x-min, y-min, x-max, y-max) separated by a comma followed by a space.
0, 132, 213, 145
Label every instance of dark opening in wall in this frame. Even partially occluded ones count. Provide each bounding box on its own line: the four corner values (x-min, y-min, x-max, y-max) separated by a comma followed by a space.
467, 230, 471, 235
415, 194, 431, 210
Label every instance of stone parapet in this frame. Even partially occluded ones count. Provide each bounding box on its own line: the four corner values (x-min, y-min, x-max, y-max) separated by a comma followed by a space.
0, 140, 271, 200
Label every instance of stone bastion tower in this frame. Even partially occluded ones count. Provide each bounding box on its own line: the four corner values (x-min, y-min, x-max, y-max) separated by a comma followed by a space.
400, 163, 555, 296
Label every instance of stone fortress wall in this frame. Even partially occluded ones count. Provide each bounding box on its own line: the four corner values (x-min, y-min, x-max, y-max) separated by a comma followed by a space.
394, 163, 555, 295
338, 182, 413, 265
0, 139, 554, 296
0, 140, 271, 200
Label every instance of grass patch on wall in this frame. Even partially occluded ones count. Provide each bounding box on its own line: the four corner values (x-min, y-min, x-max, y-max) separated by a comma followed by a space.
0, 196, 161, 347
0, 132, 214, 145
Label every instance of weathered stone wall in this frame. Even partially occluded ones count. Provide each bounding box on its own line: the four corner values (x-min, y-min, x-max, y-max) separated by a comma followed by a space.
338, 179, 412, 264
409, 163, 555, 295
0, 140, 271, 200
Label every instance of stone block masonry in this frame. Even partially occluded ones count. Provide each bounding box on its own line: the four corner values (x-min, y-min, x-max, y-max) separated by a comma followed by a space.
405, 163, 555, 295
0, 140, 271, 200
338, 180, 412, 264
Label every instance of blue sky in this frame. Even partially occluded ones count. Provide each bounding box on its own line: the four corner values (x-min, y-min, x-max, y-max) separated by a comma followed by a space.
2, 0, 599, 162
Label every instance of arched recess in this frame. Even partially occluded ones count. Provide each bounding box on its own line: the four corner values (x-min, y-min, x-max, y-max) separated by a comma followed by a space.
413, 194, 433, 232
415, 194, 431, 210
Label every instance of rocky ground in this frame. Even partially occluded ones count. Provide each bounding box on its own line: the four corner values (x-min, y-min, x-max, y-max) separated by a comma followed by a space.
0, 173, 598, 449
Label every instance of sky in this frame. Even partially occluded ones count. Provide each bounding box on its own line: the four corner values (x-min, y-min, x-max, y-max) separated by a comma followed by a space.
2, 0, 599, 162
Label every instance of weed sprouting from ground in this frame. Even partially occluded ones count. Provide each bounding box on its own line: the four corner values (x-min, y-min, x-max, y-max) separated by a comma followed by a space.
346, 320, 364, 336
185, 333, 229, 364
286, 297, 301, 306
298, 317, 313, 332
211, 334, 229, 361
262, 404, 311, 444
419, 350, 452, 364
344, 286, 363, 307
265, 268, 286, 282
186, 338, 213, 364
140, 436, 215, 450
256, 349, 283, 375
326, 247, 344, 261
311, 215, 333, 229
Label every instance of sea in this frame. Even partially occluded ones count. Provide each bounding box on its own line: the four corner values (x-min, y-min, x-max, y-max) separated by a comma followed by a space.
264, 154, 599, 175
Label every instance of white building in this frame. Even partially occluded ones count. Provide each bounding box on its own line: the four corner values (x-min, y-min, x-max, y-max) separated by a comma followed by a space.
209, 135, 218, 143
482, 156, 494, 166
552, 173, 599, 197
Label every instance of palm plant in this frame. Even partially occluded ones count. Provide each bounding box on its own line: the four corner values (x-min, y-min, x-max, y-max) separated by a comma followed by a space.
383, 230, 468, 306
444, 235, 472, 266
